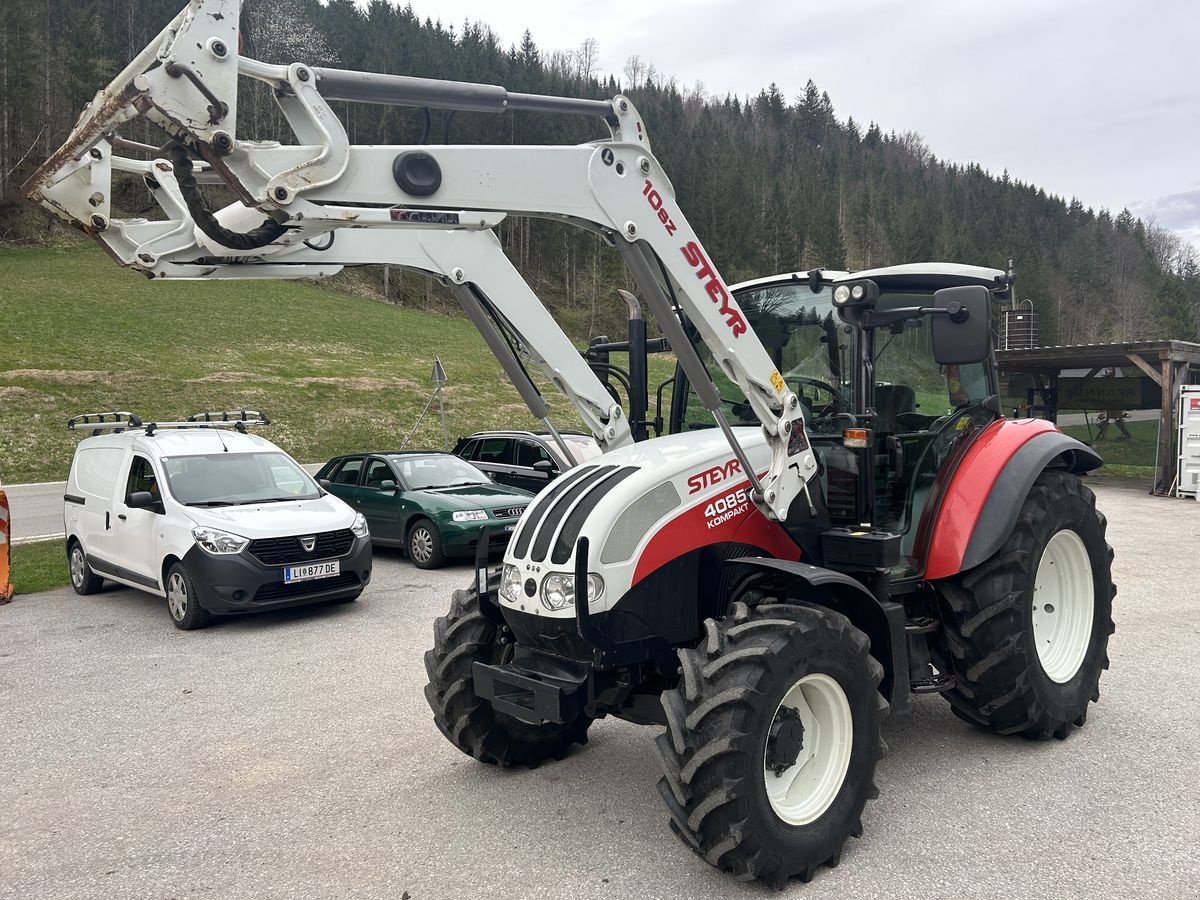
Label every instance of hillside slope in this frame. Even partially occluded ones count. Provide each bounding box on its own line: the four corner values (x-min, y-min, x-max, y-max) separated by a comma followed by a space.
0, 246, 655, 483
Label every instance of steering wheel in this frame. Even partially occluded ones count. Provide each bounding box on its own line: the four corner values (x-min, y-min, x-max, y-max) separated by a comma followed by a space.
786, 375, 843, 419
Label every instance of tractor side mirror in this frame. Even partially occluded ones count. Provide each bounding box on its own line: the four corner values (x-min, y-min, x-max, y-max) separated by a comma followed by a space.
931, 285, 992, 365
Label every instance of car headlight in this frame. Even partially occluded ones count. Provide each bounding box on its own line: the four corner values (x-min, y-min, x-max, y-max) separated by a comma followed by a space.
452, 509, 488, 522
499, 564, 523, 603
351, 512, 370, 538
191, 526, 249, 555
540, 571, 605, 611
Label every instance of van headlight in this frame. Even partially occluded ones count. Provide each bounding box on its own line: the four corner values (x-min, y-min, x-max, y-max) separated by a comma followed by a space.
452, 510, 488, 522
351, 512, 370, 538
540, 572, 604, 611
191, 526, 249, 555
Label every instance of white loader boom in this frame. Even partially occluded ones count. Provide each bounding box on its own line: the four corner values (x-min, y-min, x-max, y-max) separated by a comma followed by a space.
24, 0, 820, 529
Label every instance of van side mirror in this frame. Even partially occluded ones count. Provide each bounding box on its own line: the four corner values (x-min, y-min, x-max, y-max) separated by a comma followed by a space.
931, 285, 992, 365
127, 491, 156, 509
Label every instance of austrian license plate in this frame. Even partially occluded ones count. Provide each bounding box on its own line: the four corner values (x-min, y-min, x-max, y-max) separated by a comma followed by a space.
284, 560, 340, 583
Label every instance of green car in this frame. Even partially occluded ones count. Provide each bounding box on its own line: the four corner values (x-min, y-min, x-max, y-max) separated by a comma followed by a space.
315, 451, 533, 569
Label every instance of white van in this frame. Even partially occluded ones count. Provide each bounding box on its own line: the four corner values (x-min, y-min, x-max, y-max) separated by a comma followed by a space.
64, 412, 371, 629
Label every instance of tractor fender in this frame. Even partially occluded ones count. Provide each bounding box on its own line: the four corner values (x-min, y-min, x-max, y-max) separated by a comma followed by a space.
924, 421, 1102, 580
725, 557, 909, 713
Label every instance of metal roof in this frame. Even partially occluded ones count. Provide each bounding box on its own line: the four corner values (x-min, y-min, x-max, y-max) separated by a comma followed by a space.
996, 340, 1200, 371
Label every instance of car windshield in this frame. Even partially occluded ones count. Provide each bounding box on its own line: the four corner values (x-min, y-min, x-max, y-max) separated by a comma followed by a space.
163, 452, 320, 505
391, 454, 491, 490
557, 434, 602, 464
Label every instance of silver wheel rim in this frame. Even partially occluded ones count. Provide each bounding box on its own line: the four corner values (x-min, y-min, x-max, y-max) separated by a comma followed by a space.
763, 673, 853, 826
410, 527, 434, 564
70, 547, 86, 588
167, 572, 188, 621
1032, 529, 1095, 683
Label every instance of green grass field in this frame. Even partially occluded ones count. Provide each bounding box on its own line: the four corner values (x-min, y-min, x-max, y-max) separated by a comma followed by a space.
0, 245, 674, 484
9, 539, 68, 594
1060, 418, 1158, 475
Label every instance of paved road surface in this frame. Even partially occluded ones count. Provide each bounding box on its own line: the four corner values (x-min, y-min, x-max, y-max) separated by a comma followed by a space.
2, 465, 324, 544
0, 477, 1196, 899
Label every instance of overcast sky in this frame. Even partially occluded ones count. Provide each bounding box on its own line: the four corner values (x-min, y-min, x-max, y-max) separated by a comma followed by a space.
396, 0, 1200, 248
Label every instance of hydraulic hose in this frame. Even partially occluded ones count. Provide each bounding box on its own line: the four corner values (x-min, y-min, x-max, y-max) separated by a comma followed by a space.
168, 144, 288, 251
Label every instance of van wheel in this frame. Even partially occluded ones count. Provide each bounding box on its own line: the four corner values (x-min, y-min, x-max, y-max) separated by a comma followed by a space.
68, 541, 104, 595
165, 562, 212, 631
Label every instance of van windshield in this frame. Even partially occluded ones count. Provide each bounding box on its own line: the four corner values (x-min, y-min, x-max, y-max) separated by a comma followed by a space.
162, 452, 320, 506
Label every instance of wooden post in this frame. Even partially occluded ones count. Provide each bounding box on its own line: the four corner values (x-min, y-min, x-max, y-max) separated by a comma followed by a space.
382, 265, 390, 301
1157, 357, 1174, 495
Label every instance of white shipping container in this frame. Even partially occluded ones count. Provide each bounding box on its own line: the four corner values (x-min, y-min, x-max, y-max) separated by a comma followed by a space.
1179, 385, 1200, 499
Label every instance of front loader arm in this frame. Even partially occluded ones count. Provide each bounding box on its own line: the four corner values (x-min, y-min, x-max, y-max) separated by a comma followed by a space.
24, 0, 820, 528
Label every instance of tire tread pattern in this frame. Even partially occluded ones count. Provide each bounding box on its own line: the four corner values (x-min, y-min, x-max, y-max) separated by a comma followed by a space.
423, 575, 590, 767
938, 470, 1116, 739
655, 600, 888, 886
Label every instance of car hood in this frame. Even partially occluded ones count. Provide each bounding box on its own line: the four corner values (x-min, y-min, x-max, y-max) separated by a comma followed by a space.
182, 493, 356, 539
408, 484, 532, 510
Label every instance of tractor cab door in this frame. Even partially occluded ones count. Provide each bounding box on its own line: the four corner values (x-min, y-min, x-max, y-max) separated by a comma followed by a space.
867, 293, 998, 576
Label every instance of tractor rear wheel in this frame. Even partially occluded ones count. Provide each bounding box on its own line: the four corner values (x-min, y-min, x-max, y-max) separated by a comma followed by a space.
937, 469, 1115, 739
655, 601, 887, 886
423, 577, 591, 767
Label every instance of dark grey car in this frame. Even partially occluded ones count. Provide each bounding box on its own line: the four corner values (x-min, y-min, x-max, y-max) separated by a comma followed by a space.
451, 430, 601, 494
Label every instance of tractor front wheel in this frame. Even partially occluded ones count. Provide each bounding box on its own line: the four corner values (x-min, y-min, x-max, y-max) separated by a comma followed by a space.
423, 577, 591, 767
937, 469, 1115, 739
655, 601, 888, 886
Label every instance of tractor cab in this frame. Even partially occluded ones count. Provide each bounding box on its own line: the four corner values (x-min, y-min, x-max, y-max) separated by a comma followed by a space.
669, 263, 1008, 577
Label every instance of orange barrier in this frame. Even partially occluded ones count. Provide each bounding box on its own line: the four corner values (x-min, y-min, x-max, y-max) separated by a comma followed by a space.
0, 488, 11, 603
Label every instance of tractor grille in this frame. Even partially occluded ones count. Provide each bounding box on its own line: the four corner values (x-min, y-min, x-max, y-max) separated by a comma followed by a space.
253, 572, 360, 603
492, 506, 527, 520
248, 529, 356, 566
507, 464, 638, 562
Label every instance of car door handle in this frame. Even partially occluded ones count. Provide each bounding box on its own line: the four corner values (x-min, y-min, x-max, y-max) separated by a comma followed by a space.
117, 513, 127, 521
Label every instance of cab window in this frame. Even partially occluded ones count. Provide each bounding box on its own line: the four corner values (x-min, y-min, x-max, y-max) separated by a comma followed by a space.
125, 456, 162, 509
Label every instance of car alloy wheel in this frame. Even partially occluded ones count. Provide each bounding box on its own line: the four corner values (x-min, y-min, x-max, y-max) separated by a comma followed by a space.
410, 526, 434, 564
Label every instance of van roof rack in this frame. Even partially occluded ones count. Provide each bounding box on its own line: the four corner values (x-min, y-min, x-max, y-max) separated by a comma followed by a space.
68, 410, 271, 436
67, 411, 143, 435
187, 410, 272, 425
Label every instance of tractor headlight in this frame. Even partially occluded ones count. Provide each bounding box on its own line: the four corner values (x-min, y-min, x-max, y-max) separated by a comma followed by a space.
452, 509, 488, 522
833, 284, 852, 305
540, 571, 605, 611
350, 512, 370, 538
499, 564, 523, 603
191, 526, 249, 555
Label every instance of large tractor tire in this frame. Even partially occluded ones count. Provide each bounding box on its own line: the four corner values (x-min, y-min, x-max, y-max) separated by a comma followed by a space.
424, 578, 591, 767
937, 469, 1115, 739
655, 601, 888, 887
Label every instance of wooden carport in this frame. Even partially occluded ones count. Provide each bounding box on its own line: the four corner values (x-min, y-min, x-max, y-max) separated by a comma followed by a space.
996, 340, 1200, 495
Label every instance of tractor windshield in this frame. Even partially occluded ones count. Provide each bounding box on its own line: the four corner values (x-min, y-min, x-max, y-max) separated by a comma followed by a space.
674, 280, 993, 436
676, 282, 853, 434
